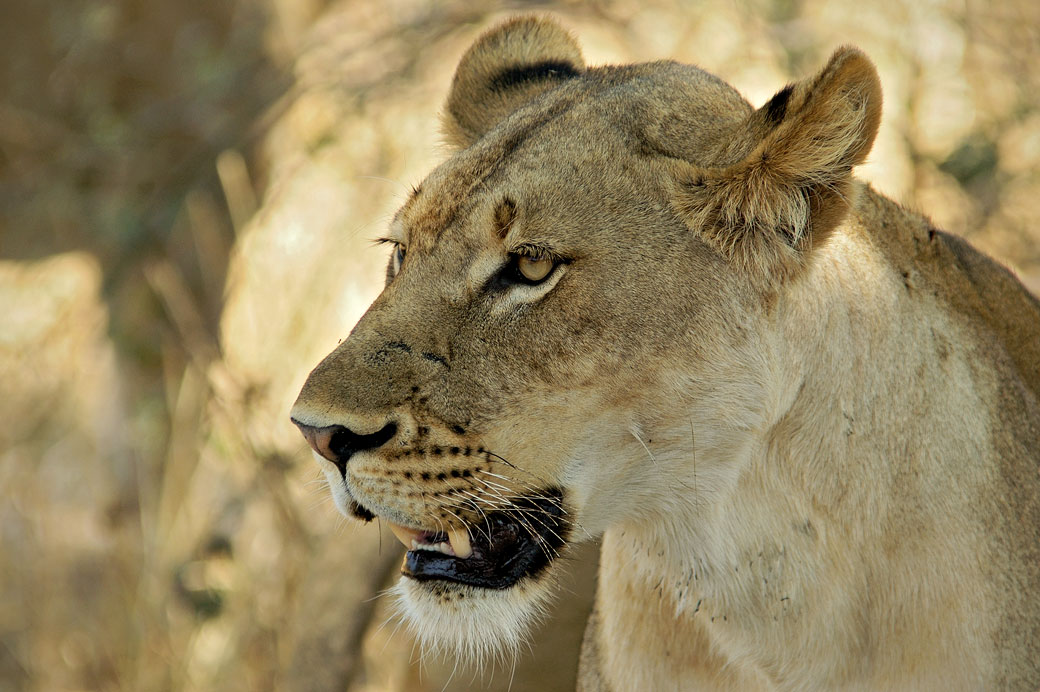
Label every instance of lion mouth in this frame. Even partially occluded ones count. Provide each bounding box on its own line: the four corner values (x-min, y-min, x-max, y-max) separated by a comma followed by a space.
385, 491, 568, 590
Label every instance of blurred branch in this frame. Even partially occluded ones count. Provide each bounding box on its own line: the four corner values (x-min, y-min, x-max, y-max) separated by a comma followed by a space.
283, 534, 404, 692
217, 149, 258, 236
145, 258, 220, 367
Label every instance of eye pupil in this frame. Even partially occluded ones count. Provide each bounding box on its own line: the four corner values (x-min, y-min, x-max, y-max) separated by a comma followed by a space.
516, 255, 554, 282
394, 245, 406, 272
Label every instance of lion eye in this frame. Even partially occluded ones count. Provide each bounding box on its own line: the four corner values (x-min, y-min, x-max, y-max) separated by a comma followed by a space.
515, 255, 554, 283
392, 244, 406, 274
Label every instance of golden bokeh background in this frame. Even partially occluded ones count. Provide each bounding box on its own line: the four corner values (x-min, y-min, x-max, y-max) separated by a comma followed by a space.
2, 1, 1038, 690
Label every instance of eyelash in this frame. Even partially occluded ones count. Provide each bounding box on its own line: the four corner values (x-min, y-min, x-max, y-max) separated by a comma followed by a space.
376, 237, 405, 277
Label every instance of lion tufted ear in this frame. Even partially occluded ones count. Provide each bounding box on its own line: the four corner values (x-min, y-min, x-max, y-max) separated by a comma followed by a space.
442, 16, 585, 149
671, 47, 882, 282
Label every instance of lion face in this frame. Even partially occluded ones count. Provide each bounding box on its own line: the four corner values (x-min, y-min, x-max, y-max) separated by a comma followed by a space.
290, 102, 749, 658
291, 16, 882, 660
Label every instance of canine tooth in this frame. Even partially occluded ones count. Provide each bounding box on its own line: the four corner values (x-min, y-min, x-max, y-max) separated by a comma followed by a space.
447, 526, 472, 559
411, 539, 419, 550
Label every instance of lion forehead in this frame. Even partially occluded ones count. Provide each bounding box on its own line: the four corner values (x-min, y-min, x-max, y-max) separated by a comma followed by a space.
400, 61, 759, 251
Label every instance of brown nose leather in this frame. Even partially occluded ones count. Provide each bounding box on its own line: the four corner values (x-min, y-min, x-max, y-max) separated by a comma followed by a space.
293, 422, 339, 463
291, 419, 398, 473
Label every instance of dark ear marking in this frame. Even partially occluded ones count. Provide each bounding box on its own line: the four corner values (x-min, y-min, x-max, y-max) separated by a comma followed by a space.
489, 60, 581, 93
442, 16, 585, 148
668, 47, 881, 285
763, 84, 794, 126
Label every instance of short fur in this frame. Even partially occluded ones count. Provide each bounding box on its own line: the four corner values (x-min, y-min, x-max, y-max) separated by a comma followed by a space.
292, 16, 1040, 690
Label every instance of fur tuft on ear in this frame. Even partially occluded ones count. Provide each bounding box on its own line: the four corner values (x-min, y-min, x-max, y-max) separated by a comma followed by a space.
443, 16, 585, 149
671, 47, 882, 282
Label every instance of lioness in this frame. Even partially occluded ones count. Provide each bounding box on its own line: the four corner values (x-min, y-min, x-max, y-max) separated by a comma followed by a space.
291, 16, 1040, 690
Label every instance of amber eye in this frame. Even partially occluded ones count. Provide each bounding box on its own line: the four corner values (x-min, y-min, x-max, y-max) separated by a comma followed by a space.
515, 255, 554, 283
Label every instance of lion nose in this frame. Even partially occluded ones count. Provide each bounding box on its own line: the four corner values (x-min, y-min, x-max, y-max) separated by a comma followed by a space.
292, 420, 397, 473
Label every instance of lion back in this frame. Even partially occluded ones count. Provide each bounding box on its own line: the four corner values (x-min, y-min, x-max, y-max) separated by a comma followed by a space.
872, 190, 1040, 684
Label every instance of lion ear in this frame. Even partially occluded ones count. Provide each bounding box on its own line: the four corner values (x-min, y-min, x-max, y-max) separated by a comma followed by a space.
672, 47, 882, 280
442, 16, 585, 149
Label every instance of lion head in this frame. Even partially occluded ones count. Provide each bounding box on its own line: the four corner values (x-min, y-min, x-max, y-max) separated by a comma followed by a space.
290, 15, 882, 662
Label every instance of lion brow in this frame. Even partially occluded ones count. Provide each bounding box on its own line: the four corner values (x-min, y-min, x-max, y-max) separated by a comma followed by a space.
406, 95, 580, 251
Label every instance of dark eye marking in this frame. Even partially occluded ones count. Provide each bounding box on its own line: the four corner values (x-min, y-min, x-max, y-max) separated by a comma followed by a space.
420, 351, 449, 369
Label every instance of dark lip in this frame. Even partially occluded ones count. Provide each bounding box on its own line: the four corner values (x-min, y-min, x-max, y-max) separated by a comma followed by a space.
348, 499, 375, 522
400, 490, 568, 590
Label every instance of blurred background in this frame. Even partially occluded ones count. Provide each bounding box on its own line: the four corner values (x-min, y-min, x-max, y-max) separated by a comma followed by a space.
2, 0, 1037, 690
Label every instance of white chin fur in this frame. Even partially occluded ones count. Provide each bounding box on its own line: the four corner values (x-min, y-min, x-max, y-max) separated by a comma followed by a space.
391, 572, 555, 666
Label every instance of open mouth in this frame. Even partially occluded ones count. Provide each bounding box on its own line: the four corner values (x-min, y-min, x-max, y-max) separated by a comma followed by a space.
384, 491, 568, 590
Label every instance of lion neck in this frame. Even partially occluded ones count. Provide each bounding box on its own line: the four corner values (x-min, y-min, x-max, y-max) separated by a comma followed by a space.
597, 185, 986, 687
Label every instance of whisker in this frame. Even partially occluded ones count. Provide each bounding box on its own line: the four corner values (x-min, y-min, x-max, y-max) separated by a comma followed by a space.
440, 490, 494, 544
476, 468, 552, 500
631, 426, 696, 494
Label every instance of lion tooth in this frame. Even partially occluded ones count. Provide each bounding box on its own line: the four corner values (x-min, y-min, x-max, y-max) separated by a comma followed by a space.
388, 521, 471, 558
447, 526, 473, 559
388, 522, 423, 550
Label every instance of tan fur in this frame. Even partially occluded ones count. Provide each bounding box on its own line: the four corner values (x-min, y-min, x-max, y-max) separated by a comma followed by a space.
292, 16, 1040, 690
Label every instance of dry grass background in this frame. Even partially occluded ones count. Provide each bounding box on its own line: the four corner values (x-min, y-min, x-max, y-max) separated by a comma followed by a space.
2, 1, 1038, 690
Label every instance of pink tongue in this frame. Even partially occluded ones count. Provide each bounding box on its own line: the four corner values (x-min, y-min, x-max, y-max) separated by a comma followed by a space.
386, 522, 472, 559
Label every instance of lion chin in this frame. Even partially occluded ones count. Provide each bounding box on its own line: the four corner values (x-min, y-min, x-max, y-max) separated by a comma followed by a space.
383, 495, 570, 665
390, 570, 556, 665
